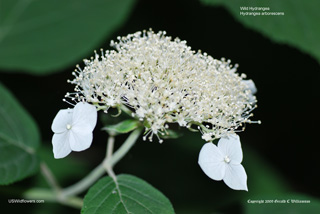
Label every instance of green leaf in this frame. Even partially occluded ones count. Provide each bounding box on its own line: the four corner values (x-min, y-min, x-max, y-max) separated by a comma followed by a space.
0, 0, 136, 74
200, 0, 320, 63
102, 119, 140, 135
0, 82, 40, 184
82, 174, 175, 214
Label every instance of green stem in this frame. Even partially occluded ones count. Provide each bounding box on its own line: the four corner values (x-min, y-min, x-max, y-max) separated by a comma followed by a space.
105, 135, 117, 181
33, 163, 83, 209
60, 195, 83, 208
62, 127, 143, 197
120, 105, 134, 116
61, 163, 105, 197
40, 162, 61, 193
32, 127, 142, 209
106, 134, 115, 161
24, 188, 83, 209
109, 127, 142, 167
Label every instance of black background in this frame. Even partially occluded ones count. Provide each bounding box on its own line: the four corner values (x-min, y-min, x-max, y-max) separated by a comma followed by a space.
1, 0, 320, 213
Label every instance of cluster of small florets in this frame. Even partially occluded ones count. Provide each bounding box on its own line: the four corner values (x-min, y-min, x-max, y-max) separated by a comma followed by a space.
66, 30, 258, 142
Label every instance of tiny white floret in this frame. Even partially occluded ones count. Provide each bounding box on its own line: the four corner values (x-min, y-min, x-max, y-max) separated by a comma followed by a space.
201, 133, 212, 142
198, 134, 248, 191
51, 102, 97, 159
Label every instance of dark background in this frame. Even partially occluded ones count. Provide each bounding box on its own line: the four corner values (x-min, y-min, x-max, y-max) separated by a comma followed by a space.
1, 0, 319, 213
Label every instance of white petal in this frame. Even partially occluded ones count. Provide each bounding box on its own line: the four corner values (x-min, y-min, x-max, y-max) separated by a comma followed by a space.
198, 143, 225, 180
68, 130, 93, 152
218, 134, 243, 164
51, 109, 73, 133
72, 102, 97, 131
243, 79, 257, 94
223, 164, 248, 191
52, 132, 72, 159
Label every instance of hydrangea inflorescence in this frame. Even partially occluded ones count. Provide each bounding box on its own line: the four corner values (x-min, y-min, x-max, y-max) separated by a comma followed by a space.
66, 30, 259, 143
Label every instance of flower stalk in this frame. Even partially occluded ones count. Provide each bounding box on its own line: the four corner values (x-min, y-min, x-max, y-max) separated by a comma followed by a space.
108, 127, 142, 167
42, 127, 143, 206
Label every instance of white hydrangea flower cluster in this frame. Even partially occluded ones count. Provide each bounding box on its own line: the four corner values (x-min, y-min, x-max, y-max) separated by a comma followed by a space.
66, 30, 258, 142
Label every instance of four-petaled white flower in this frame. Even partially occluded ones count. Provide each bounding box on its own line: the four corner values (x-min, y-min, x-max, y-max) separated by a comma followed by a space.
51, 102, 97, 159
198, 134, 248, 191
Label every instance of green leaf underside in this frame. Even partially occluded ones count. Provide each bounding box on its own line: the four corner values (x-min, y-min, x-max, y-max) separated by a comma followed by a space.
0, 82, 40, 184
200, 0, 320, 63
103, 120, 140, 134
0, 0, 136, 74
82, 174, 175, 214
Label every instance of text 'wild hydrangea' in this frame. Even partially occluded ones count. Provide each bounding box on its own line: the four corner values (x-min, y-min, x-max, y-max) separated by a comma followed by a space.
66, 30, 259, 143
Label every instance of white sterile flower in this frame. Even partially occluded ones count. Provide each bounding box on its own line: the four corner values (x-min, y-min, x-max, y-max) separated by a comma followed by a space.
198, 134, 248, 191
51, 102, 97, 159
243, 79, 257, 103
243, 79, 257, 95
